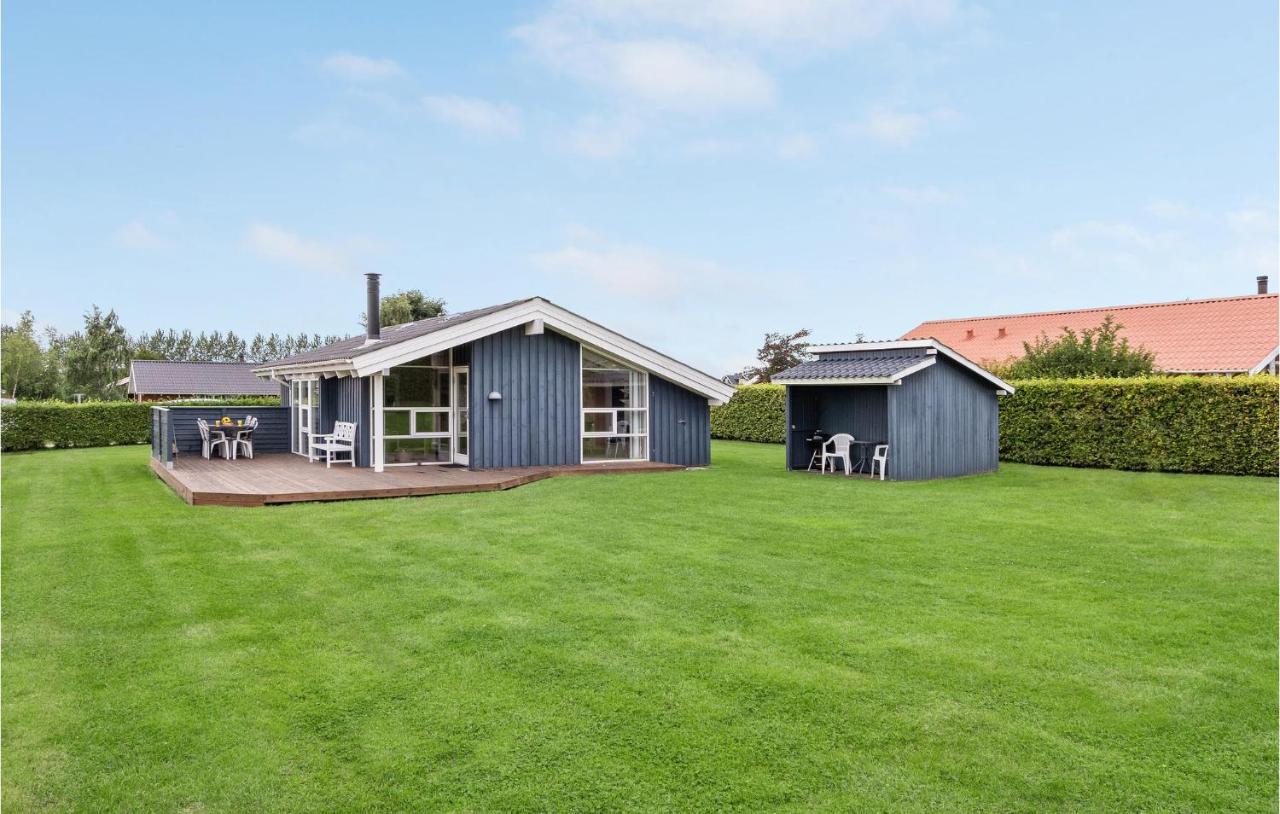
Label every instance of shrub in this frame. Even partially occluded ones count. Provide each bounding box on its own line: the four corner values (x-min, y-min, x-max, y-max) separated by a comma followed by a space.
1000, 377, 1278, 476
1, 397, 281, 452
711, 385, 786, 443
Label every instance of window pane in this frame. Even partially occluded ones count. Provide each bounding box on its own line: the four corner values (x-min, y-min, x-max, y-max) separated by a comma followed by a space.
384, 437, 451, 464
582, 411, 614, 434
617, 410, 647, 435
583, 436, 644, 462
385, 366, 450, 408
414, 411, 449, 434
384, 410, 411, 436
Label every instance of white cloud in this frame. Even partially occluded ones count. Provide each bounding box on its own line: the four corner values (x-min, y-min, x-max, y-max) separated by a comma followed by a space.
1049, 220, 1169, 252
1226, 207, 1275, 234
776, 132, 817, 159
883, 184, 958, 204
422, 95, 522, 136
243, 223, 379, 275
321, 51, 404, 81
114, 220, 172, 250
531, 227, 724, 300
566, 115, 639, 158
514, 16, 776, 113
847, 106, 958, 145
1146, 198, 1194, 220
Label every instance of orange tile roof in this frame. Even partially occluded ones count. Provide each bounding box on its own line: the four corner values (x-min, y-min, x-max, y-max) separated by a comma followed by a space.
900, 293, 1279, 373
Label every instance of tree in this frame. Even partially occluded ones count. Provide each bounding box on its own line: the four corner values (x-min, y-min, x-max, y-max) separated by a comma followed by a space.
1002, 315, 1156, 378
1, 311, 46, 399
62, 306, 132, 399
362, 289, 446, 328
744, 329, 813, 383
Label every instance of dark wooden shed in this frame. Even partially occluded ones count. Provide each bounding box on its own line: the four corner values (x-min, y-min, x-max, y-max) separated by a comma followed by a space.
774, 339, 1015, 481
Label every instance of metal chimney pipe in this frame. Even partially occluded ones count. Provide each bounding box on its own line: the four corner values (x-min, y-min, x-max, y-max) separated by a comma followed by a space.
366, 273, 381, 341
1257, 275, 1269, 295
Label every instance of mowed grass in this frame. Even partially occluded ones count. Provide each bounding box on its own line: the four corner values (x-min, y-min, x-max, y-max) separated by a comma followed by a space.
2, 443, 1275, 812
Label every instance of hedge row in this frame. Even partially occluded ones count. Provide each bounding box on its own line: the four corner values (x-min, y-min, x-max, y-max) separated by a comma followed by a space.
999, 377, 1278, 476
710, 384, 786, 443
1, 397, 281, 452
711, 378, 1279, 476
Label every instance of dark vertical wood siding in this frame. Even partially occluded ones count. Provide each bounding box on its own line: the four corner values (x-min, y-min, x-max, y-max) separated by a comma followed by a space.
321, 377, 372, 468
886, 358, 999, 480
650, 375, 710, 467
469, 329, 580, 469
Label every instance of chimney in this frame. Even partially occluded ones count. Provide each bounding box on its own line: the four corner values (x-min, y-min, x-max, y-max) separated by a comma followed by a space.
1257, 275, 1269, 295
997, 327, 1007, 338
365, 273, 382, 342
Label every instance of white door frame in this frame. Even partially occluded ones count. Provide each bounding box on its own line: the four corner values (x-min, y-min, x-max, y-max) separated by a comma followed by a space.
452, 366, 469, 466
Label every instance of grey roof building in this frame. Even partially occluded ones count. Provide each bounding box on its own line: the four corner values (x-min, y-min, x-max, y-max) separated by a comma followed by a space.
122, 360, 281, 401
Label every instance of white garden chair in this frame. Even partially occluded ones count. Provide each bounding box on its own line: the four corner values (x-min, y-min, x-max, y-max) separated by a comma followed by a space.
870, 444, 889, 481
197, 418, 230, 460
311, 421, 357, 468
233, 415, 258, 460
821, 433, 855, 476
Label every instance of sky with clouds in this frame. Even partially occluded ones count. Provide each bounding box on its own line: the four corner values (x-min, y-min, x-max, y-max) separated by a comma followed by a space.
3, 1, 1276, 373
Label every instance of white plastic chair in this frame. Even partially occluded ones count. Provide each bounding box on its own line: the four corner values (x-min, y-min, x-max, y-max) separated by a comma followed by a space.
871, 444, 889, 481
197, 418, 230, 460
233, 416, 257, 460
311, 421, 357, 468
820, 433, 855, 476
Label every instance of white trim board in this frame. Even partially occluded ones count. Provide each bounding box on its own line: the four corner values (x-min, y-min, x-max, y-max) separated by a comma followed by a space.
1248, 346, 1280, 376
803, 338, 1015, 394
255, 298, 737, 404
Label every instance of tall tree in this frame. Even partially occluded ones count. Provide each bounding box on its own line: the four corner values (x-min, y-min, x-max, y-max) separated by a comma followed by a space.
62, 306, 131, 399
1, 311, 46, 399
1003, 316, 1156, 378
362, 289, 446, 328
744, 329, 813, 383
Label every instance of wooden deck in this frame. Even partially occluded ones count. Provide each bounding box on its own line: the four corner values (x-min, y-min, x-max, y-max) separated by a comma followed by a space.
151, 454, 685, 507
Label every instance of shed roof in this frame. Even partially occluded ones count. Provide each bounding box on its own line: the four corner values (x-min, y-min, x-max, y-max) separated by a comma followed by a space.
126, 360, 280, 396
773, 355, 930, 381
774, 339, 1015, 393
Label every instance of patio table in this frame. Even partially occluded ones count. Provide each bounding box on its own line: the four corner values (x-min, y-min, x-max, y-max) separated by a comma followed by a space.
208, 421, 252, 460
848, 440, 884, 474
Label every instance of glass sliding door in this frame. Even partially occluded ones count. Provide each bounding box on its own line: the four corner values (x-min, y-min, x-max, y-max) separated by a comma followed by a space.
291, 378, 319, 457
453, 367, 469, 466
581, 347, 648, 462
382, 351, 452, 464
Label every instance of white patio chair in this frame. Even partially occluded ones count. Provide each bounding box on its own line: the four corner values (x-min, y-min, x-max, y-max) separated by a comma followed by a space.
820, 433, 855, 476
870, 444, 889, 481
311, 421, 357, 468
197, 418, 230, 460
233, 416, 257, 460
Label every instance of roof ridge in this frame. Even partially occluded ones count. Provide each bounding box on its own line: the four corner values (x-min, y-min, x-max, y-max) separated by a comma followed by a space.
912, 292, 1279, 326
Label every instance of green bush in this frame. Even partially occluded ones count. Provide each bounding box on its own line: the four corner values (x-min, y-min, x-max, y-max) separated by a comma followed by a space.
1000, 376, 1279, 476
711, 385, 786, 443
711, 377, 1278, 476
1, 397, 281, 452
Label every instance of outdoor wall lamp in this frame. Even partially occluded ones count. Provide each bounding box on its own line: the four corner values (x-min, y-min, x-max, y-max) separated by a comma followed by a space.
488, 391, 502, 401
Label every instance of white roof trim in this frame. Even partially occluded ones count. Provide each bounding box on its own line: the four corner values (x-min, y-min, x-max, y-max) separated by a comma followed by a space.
255, 298, 736, 404
1248, 346, 1280, 376
808, 338, 1015, 394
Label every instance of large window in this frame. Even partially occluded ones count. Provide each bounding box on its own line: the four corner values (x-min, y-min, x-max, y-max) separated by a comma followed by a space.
582, 347, 648, 462
383, 351, 452, 464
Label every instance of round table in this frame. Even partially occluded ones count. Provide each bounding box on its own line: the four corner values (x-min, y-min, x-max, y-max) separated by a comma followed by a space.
208, 422, 252, 459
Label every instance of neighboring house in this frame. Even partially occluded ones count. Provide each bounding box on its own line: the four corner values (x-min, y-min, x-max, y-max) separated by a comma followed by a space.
773, 339, 1014, 480
900, 277, 1280, 375
253, 275, 736, 472
121, 360, 282, 401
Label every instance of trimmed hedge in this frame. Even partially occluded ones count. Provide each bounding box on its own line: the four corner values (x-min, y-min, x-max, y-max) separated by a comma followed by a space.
711, 378, 1279, 476
710, 385, 786, 443
1, 397, 281, 452
1000, 376, 1278, 476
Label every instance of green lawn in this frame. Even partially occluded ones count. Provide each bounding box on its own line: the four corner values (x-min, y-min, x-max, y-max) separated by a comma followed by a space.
3, 443, 1275, 812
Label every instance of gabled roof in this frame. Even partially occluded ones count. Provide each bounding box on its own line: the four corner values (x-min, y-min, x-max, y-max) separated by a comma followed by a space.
254, 297, 737, 404
900, 293, 1280, 374
774, 339, 1015, 393
126, 360, 281, 397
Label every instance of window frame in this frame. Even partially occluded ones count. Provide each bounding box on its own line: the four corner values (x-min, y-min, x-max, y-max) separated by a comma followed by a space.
580, 344, 649, 464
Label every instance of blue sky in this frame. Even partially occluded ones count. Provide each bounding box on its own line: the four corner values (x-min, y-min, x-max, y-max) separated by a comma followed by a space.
4, 1, 1276, 373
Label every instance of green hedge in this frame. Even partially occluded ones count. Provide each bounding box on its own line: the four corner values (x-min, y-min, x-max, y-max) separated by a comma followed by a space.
712, 378, 1279, 476
710, 385, 786, 443
1000, 377, 1278, 476
1, 397, 281, 452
